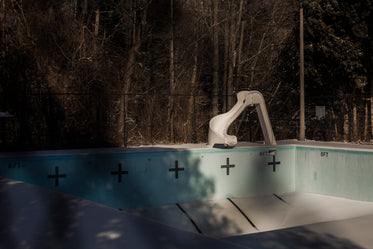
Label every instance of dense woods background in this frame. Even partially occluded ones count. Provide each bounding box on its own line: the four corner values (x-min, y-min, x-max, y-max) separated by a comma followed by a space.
0, 0, 372, 150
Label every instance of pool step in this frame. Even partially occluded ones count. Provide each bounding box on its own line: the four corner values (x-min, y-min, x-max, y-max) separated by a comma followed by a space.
128, 193, 373, 238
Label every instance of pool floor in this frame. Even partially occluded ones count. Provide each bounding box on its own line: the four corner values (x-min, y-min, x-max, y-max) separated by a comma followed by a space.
2, 176, 373, 249
128, 192, 373, 239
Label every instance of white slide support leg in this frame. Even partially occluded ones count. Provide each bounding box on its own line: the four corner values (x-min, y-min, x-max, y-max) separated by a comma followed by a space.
208, 91, 276, 147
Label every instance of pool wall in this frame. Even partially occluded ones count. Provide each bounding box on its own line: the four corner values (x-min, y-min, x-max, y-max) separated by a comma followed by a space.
0, 146, 295, 209
295, 146, 373, 202
0, 143, 372, 209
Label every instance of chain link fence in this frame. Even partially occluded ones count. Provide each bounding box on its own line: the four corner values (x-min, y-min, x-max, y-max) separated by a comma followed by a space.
0, 93, 212, 150
0, 92, 371, 150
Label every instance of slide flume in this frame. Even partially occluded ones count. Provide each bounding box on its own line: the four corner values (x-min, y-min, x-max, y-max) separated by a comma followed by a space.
208, 91, 276, 147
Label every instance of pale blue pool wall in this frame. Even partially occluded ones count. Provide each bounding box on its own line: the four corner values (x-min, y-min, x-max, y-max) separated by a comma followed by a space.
1, 144, 373, 210
295, 146, 373, 202
0, 146, 295, 210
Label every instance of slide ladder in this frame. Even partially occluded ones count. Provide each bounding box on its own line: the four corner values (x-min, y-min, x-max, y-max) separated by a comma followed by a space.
208, 91, 276, 147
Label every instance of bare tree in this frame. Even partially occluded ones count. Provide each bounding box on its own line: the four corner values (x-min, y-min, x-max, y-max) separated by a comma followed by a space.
167, 0, 176, 142
117, 0, 150, 146
211, 0, 219, 116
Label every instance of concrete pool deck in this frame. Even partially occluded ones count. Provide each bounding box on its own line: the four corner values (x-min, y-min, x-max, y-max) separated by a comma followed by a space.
1, 176, 373, 249
133, 139, 373, 151
1, 139, 370, 156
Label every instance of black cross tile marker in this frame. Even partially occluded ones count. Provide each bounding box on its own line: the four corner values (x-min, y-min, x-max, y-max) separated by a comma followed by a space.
221, 158, 235, 175
111, 163, 128, 183
48, 166, 66, 186
268, 155, 280, 172
169, 160, 184, 179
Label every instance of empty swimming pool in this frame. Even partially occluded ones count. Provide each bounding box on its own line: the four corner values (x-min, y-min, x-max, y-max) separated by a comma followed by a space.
1, 140, 373, 248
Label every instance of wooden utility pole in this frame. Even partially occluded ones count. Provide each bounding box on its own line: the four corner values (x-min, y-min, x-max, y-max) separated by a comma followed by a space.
299, 1, 305, 141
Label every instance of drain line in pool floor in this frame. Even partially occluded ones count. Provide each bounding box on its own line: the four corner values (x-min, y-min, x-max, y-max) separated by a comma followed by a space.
273, 193, 289, 204
226, 198, 258, 231
176, 203, 203, 234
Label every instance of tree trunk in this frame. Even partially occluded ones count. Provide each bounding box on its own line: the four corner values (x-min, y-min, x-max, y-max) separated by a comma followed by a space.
94, 9, 100, 36
227, 0, 243, 110
147, 97, 154, 144
211, 0, 219, 116
331, 108, 338, 140
167, 0, 175, 142
227, 13, 235, 109
352, 103, 358, 141
364, 100, 368, 141
117, 0, 149, 146
132, 0, 137, 45
343, 100, 350, 141
1, 0, 5, 58
82, 0, 88, 16
118, 44, 139, 147
371, 79, 373, 140
227, 34, 235, 110
72, 0, 77, 17
250, 32, 266, 88
234, 0, 244, 89
231, 19, 246, 135
236, 20, 245, 84
187, 36, 198, 143
223, 21, 229, 112
93, 9, 100, 68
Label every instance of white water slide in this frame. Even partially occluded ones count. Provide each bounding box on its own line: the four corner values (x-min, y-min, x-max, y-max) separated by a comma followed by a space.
208, 91, 276, 147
